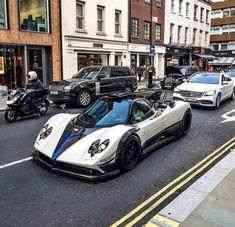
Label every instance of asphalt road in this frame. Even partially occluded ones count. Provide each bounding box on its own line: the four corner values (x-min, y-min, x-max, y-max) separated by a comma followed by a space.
0, 100, 235, 227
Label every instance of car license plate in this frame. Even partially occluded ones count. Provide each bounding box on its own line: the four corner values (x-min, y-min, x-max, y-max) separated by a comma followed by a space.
185, 97, 196, 102
50, 91, 58, 95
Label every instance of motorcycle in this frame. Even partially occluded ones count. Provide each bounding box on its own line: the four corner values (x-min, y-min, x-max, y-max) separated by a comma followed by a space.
5, 87, 49, 122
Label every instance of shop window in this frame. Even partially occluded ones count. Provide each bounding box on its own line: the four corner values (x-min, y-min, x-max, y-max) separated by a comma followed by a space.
0, 0, 8, 29
76, 1, 85, 30
97, 6, 105, 33
115, 10, 121, 35
155, 24, 161, 41
131, 18, 138, 37
144, 21, 150, 40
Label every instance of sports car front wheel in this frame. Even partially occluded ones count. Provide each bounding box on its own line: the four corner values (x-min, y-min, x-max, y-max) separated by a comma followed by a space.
119, 135, 141, 171
182, 109, 192, 136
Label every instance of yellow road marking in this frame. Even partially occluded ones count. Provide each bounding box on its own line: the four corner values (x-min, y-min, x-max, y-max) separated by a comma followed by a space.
152, 214, 179, 227
111, 136, 235, 227
145, 221, 160, 227
126, 141, 235, 226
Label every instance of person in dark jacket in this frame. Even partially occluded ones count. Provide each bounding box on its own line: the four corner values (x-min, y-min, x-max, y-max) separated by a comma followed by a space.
137, 66, 144, 83
25, 71, 44, 114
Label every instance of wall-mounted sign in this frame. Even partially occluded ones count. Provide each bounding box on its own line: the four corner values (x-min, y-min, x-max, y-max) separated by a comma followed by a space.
93, 43, 103, 48
0, 57, 4, 74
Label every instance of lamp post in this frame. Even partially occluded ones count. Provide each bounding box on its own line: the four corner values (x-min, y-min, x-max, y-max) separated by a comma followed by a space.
148, 0, 154, 88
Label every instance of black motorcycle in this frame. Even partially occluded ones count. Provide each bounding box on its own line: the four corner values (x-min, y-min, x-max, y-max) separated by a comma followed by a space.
5, 87, 49, 122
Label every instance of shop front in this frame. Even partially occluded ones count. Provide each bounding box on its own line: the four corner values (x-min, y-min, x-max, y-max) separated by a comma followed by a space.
0, 45, 52, 89
128, 44, 165, 78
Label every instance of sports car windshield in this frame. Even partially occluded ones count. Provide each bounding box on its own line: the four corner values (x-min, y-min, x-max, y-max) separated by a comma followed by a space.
72, 67, 100, 79
227, 71, 235, 78
76, 99, 131, 127
187, 73, 220, 84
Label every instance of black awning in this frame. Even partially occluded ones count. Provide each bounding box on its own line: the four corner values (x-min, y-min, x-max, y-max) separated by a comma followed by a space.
193, 54, 217, 59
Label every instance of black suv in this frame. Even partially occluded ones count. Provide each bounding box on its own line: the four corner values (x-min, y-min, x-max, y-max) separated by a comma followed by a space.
49, 66, 137, 107
161, 66, 199, 89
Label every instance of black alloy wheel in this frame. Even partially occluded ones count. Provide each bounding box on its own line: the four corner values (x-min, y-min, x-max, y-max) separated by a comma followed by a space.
182, 109, 192, 136
215, 93, 221, 109
119, 135, 141, 171
77, 90, 92, 107
5, 108, 18, 123
123, 86, 133, 94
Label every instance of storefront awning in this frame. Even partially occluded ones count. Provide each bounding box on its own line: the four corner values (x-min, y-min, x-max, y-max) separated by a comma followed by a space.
193, 54, 217, 59
209, 57, 235, 66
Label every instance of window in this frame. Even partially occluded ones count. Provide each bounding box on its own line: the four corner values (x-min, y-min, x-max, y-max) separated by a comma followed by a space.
213, 45, 219, 51
156, 0, 162, 7
223, 9, 230, 18
155, 24, 161, 40
205, 32, 208, 46
231, 8, 235, 17
19, 0, 50, 33
76, 1, 85, 30
145, 0, 151, 3
0, 0, 7, 29
199, 30, 203, 46
115, 10, 121, 35
230, 24, 235, 34
131, 100, 154, 123
194, 5, 198, 20
200, 7, 204, 22
211, 26, 220, 35
222, 25, 229, 34
211, 10, 221, 19
170, 23, 174, 43
177, 26, 182, 43
186, 3, 190, 17
171, 0, 175, 12
228, 43, 235, 50
221, 44, 228, 50
97, 6, 105, 32
206, 10, 209, 23
131, 18, 138, 37
185, 27, 189, 44
179, 0, 183, 15
193, 29, 197, 45
144, 21, 150, 39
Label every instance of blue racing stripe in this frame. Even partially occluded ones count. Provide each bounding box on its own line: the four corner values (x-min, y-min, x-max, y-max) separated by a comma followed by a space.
51, 132, 75, 161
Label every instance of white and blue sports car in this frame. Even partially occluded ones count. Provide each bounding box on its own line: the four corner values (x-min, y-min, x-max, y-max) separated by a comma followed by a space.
32, 90, 192, 180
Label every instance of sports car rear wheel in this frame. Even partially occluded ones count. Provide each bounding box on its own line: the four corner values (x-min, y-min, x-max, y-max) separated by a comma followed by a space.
119, 135, 141, 171
182, 109, 192, 136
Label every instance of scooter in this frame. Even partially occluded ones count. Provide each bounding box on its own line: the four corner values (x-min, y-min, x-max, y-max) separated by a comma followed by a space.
5, 87, 49, 122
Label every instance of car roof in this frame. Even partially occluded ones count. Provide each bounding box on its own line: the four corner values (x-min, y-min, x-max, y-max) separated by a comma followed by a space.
83, 65, 130, 69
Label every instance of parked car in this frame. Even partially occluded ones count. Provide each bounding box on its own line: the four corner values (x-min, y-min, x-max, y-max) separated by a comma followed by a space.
227, 70, 235, 86
174, 72, 235, 108
161, 66, 199, 89
32, 90, 191, 180
49, 66, 138, 107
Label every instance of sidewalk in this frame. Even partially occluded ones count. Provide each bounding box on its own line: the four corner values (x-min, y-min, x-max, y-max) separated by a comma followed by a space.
0, 95, 7, 111
145, 149, 235, 227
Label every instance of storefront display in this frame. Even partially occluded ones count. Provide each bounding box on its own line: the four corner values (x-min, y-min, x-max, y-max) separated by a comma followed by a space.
0, 0, 8, 29
19, 0, 50, 33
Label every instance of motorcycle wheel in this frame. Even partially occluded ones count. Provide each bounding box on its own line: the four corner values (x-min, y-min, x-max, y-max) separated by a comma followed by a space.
5, 108, 18, 123
39, 100, 48, 116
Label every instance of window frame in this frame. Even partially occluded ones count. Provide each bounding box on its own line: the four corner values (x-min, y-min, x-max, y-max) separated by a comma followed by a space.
0, 0, 8, 30
131, 18, 139, 37
186, 2, 190, 17
194, 5, 198, 21
155, 24, 161, 41
18, 0, 50, 33
179, 0, 183, 15
115, 10, 121, 35
144, 21, 151, 40
76, 1, 85, 30
97, 5, 105, 33
156, 0, 162, 7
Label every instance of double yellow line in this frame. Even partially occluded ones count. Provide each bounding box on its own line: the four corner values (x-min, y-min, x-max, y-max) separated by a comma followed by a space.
111, 136, 235, 227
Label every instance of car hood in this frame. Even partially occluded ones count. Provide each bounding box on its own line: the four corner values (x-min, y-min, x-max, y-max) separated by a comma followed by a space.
51, 78, 92, 86
34, 114, 133, 165
177, 82, 219, 92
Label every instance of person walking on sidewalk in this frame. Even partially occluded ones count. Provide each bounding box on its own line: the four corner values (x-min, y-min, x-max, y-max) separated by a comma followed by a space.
137, 66, 144, 83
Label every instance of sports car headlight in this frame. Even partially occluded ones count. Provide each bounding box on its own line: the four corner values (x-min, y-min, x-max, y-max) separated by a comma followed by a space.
39, 124, 53, 140
204, 90, 216, 96
88, 139, 110, 157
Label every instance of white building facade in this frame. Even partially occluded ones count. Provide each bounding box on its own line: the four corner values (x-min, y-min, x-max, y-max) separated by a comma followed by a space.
164, 0, 212, 68
61, 0, 128, 79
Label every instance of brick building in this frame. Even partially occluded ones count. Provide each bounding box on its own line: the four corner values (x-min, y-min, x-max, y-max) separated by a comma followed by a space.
210, 0, 235, 70
129, 0, 166, 78
0, 0, 61, 89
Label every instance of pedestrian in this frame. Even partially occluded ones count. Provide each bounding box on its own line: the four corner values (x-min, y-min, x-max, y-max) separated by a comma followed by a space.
137, 65, 144, 83
208, 65, 214, 72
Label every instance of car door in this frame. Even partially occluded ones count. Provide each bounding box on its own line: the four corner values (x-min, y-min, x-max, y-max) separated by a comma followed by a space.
98, 67, 112, 94
224, 74, 234, 98
220, 74, 228, 100
110, 67, 125, 92
131, 99, 166, 150
221, 74, 232, 99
